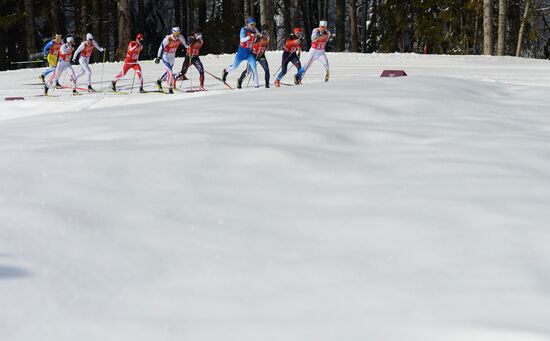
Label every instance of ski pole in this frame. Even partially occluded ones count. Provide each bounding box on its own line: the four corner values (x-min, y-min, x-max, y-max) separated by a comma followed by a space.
100, 49, 106, 91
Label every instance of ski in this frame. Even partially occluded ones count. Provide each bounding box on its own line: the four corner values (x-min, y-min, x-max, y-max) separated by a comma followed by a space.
204, 70, 234, 90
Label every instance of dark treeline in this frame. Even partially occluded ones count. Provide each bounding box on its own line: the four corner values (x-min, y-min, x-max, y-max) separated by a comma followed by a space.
2, 0, 550, 71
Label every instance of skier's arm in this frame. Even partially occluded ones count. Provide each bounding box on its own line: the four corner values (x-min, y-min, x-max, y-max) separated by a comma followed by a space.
157, 37, 169, 58
93, 40, 104, 52
240, 27, 251, 43
43, 40, 54, 56
73, 43, 84, 61
311, 29, 321, 42
179, 35, 188, 49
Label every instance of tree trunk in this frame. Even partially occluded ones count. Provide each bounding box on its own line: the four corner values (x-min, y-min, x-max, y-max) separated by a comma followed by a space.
50, 0, 64, 34
188, 0, 195, 33
516, 0, 531, 56
91, 0, 102, 61
260, 0, 268, 27
283, 0, 291, 38
349, 0, 359, 52
336, 0, 345, 51
24, 0, 37, 58
117, 0, 132, 61
483, 0, 493, 55
137, 0, 145, 35
198, 0, 207, 30
497, 0, 506, 55
244, 0, 251, 18
175, 0, 181, 28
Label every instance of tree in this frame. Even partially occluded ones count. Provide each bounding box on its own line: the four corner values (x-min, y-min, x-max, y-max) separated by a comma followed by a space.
336, 0, 345, 51
24, 0, 37, 58
117, 0, 132, 60
349, 0, 359, 52
516, 0, 531, 56
483, 0, 493, 55
497, 0, 507, 55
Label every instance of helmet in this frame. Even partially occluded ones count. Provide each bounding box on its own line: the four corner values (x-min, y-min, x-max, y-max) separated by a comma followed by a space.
319, 20, 328, 28
171, 27, 181, 34
293, 27, 302, 37
247, 17, 256, 26
66, 36, 74, 44
136, 33, 144, 45
86, 33, 94, 41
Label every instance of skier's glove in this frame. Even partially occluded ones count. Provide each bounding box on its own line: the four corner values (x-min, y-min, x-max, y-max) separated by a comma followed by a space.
71, 59, 77, 65
154, 57, 161, 64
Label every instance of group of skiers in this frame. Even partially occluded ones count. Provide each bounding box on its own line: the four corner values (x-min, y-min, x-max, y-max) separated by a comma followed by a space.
40, 18, 331, 96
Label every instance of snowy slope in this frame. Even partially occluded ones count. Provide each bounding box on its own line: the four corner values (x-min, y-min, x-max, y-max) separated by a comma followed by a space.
1, 53, 550, 341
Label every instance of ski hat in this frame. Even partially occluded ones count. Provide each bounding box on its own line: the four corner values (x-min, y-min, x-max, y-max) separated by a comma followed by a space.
86, 33, 94, 41
319, 20, 328, 27
171, 27, 181, 34
247, 17, 256, 26
293, 26, 302, 36
66, 36, 74, 44
136, 33, 144, 44
194, 33, 203, 40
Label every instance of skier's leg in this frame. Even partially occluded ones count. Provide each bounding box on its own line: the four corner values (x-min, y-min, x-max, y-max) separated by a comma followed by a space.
246, 54, 259, 87
67, 65, 77, 90
260, 58, 270, 85
134, 64, 144, 87
318, 52, 330, 81
194, 58, 205, 88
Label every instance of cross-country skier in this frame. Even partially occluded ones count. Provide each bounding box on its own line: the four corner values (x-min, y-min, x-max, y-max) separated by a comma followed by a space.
175, 32, 206, 91
73, 33, 104, 92
222, 17, 260, 88
274, 26, 304, 87
40, 33, 62, 85
296, 20, 331, 84
111, 34, 146, 93
237, 24, 270, 89
44, 36, 78, 96
155, 27, 188, 94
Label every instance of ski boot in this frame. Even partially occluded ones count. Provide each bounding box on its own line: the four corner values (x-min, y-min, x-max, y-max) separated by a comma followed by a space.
237, 77, 244, 89
139, 87, 146, 94
265, 83, 270, 88
43, 85, 49, 95
55, 81, 62, 89
88, 85, 96, 92
294, 74, 302, 85
40, 74, 45, 84
274, 80, 280, 88
168, 87, 174, 94
200, 86, 206, 91
156, 79, 163, 90
325, 71, 330, 82
72, 89, 79, 96
110, 81, 117, 92
222, 69, 228, 82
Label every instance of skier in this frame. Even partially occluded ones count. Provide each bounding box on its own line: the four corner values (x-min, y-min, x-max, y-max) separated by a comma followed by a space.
175, 32, 206, 91
296, 20, 331, 84
44, 36, 78, 95
40, 33, 62, 85
222, 17, 260, 88
111, 34, 146, 93
155, 27, 188, 94
237, 24, 270, 89
73, 33, 104, 92
274, 26, 304, 87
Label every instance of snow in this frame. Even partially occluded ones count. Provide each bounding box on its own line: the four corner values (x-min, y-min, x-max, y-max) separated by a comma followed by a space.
1, 52, 550, 341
